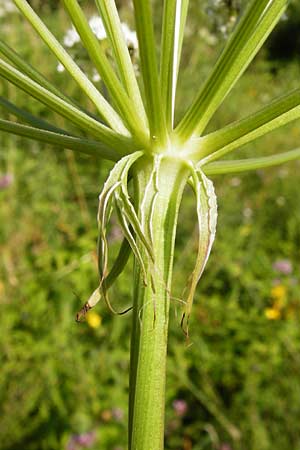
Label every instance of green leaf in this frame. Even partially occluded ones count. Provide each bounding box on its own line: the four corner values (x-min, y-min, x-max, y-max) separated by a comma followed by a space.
95, 0, 147, 128
62, 0, 149, 147
160, 0, 189, 130
0, 58, 134, 151
181, 167, 217, 336
176, 0, 289, 141
117, 189, 154, 263
190, 88, 300, 164
139, 154, 162, 245
105, 238, 132, 286
13, 0, 126, 133
97, 152, 150, 303
0, 119, 121, 161
132, 0, 168, 146
76, 238, 132, 321
203, 147, 300, 175
115, 200, 148, 284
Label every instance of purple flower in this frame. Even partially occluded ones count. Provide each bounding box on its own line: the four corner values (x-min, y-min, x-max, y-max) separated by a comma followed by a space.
66, 440, 77, 450
172, 399, 188, 417
66, 432, 96, 450
273, 259, 293, 275
0, 173, 13, 189
77, 432, 96, 447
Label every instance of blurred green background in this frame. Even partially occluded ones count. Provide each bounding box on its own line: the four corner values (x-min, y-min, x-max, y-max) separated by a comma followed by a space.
1, 1, 300, 449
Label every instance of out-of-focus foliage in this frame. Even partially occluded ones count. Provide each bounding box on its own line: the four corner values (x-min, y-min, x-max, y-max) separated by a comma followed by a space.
1, 2, 300, 450
266, 0, 300, 64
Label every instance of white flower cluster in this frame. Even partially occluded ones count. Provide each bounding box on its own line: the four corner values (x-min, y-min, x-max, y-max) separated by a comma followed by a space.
120, 22, 138, 51
58, 15, 138, 77
63, 26, 80, 48
62, 15, 138, 50
0, 0, 17, 18
88, 15, 107, 41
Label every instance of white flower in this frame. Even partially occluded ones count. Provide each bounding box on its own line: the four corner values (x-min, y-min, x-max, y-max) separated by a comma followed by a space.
199, 27, 217, 46
0, 0, 17, 18
61, 15, 138, 55
89, 15, 107, 41
229, 177, 241, 187
4, 1, 14, 12
219, 25, 227, 36
121, 22, 138, 50
63, 27, 80, 48
243, 207, 253, 219
57, 62, 65, 73
92, 69, 101, 82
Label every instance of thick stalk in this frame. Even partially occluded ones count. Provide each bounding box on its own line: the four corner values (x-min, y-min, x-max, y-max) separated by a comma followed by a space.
129, 155, 190, 450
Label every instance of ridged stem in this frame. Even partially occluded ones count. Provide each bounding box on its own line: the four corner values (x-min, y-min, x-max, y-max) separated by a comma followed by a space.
128, 155, 190, 450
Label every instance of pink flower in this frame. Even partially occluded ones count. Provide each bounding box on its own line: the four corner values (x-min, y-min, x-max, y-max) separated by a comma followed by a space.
0, 173, 13, 189
172, 399, 188, 417
273, 259, 292, 275
66, 431, 96, 450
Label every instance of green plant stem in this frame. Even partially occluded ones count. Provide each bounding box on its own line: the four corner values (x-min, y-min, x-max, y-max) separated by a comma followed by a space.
0, 40, 74, 105
62, 0, 149, 147
186, 88, 300, 163
0, 41, 102, 119
13, 0, 126, 133
0, 96, 68, 133
132, 0, 168, 147
95, 0, 148, 128
203, 147, 300, 175
0, 119, 122, 161
160, 0, 189, 130
129, 155, 190, 450
0, 58, 134, 151
175, 0, 288, 141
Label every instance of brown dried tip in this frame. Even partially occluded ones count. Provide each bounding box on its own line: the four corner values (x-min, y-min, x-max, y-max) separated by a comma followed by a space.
76, 302, 91, 322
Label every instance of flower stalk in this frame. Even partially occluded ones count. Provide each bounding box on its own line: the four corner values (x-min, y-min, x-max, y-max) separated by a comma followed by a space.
129, 155, 191, 450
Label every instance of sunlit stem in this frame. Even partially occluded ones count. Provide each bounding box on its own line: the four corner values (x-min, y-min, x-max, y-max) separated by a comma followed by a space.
203, 147, 300, 175
0, 97, 67, 133
175, 0, 288, 141
62, 0, 149, 147
132, 0, 168, 147
184, 89, 300, 164
0, 119, 122, 161
0, 58, 134, 151
160, 0, 189, 130
13, 0, 126, 133
129, 155, 190, 450
95, 0, 148, 128
0, 41, 74, 105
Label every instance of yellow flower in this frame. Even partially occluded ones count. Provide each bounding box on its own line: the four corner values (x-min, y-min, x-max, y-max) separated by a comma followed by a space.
264, 308, 281, 320
86, 311, 102, 328
270, 285, 286, 302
